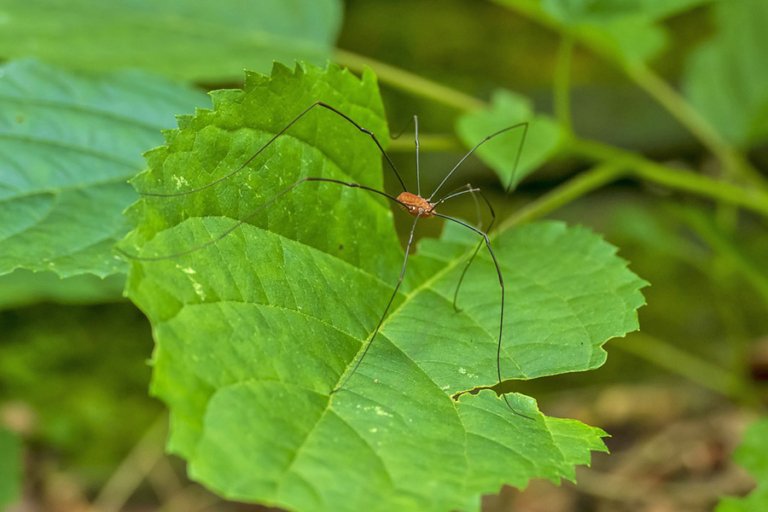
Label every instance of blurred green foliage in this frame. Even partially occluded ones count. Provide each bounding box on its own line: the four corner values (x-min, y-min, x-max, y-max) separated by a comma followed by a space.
0, 0, 766, 510
0, 303, 159, 476
0, 428, 21, 508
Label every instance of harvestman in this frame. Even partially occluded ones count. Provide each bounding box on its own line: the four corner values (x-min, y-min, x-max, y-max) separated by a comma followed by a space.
122, 101, 532, 420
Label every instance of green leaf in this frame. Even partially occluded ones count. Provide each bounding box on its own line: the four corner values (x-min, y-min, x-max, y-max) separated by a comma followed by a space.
456, 89, 563, 189
121, 63, 645, 511
683, 0, 768, 147
497, 0, 711, 63
0, 428, 22, 509
542, 0, 707, 24
0, 59, 208, 278
0, 0, 342, 82
716, 417, 768, 512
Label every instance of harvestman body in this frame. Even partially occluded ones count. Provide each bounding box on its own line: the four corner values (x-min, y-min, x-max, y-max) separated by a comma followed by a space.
122, 101, 531, 420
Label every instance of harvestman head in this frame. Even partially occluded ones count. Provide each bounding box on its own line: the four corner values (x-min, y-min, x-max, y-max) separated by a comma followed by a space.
119, 101, 532, 420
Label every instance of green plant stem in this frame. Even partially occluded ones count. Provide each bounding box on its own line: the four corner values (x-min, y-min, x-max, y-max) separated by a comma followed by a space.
334, 48, 486, 112
554, 34, 574, 136
572, 139, 768, 217
335, 48, 768, 220
501, 162, 624, 230
625, 64, 766, 188
496, 140, 768, 229
676, 207, 768, 307
613, 333, 756, 404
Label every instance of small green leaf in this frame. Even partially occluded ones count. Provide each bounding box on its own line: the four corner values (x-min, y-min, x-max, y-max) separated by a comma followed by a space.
0, 59, 208, 278
683, 0, 768, 147
0, 0, 342, 82
542, 0, 707, 24
122, 63, 645, 511
0, 428, 22, 509
456, 89, 562, 189
497, 0, 711, 63
716, 417, 768, 512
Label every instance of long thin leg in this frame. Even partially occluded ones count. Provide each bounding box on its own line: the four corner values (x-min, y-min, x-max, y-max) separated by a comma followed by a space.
428, 185, 493, 312
447, 189, 496, 313
117, 177, 406, 261
414, 115, 421, 197
429, 183, 480, 210
390, 113, 419, 197
141, 101, 407, 198
434, 213, 534, 421
428, 122, 529, 200
333, 215, 421, 393
389, 115, 415, 141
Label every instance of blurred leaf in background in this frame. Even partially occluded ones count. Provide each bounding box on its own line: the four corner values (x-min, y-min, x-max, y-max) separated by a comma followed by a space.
0, 0, 342, 82
498, 0, 713, 64
684, 0, 768, 147
456, 89, 563, 189
0, 60, 208, 311
0, 60, 207, 279
716, 418, 768, 511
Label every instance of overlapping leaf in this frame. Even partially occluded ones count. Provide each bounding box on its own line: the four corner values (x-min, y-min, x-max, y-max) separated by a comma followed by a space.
0, 0, 342, 82
0, 59, 207, 279
121, 63, 646, 511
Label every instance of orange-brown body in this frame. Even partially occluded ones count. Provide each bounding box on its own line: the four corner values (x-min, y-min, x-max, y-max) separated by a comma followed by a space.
397, 191, 435, 218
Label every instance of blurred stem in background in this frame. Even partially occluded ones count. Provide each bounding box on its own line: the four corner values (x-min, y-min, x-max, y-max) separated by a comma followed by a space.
336, 48, 768, 220
334, 48, 485, 111
554, 34, 574, 136
499, 0, 768, 190
615, 332, 757, 406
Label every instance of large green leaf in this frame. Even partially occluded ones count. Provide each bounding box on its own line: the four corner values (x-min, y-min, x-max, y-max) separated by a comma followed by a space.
716, 417, 768, 512
0, 0, 342, 82
683, 0, 768, 147
121, 63, 646, 511
0, 428, 21, 509
0, 59, 208, 279
456, 89, 563, 189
